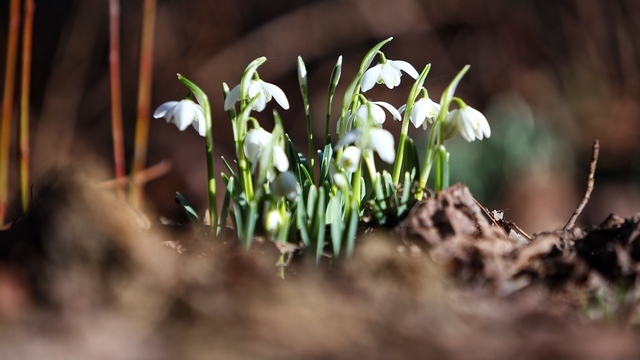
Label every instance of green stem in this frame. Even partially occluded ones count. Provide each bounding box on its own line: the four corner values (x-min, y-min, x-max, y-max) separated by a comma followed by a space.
178, 74, 217, 235
325, 56, 342, 144
392, 64, 431, 184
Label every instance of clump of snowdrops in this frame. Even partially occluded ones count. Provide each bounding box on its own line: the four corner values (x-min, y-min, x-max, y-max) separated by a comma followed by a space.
154, 37, 491, 262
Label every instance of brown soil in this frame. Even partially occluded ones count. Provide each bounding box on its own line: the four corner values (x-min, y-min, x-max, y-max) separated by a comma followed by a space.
0, 169, 639, 359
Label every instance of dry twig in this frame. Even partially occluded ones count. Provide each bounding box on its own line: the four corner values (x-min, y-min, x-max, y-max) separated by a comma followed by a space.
564, 139, 600, 230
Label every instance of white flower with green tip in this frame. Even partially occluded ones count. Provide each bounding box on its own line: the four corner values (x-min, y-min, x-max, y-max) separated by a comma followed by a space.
338, 146, 361, 173
361, 59, 419, 92
354, 101, 401, 126
399, 97, 442, 129
445, 104, 491, 142
224, 79, 289, 112
336, 127, 395, 164
243, 127, 289, 180
153, 99, 206, 136
270, 172, 301, 201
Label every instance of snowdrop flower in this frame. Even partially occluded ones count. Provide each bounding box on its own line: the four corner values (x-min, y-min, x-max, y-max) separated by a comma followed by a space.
336, 128, 395, 164
264, 209, 283, 233
399, 97, 442, 129
361, 58, 419, 92
243, 127, 289, 179
444, 104, 491, 142
338, 146, 361, 173
224, 78, 289, 112
353, 101, 401, 126
270, 171, 301, 201
153, 99, 206, 136
330, 164, 349, 189
367, 128, 395, 163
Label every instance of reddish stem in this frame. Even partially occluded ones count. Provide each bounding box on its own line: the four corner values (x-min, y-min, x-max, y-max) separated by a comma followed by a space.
130, 0, 157, 209
109, 0, 126, 200
0, 0, 21, 224
19, 0, 35, 212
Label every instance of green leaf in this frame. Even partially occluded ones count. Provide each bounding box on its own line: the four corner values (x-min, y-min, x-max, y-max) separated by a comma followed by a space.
306, 185, 318, 220
296, 198, 311, 247
175, 192, 200, 226
328, 193, 344, 257
221, 156, 237, 177
314, 187, 326, 263
345, 201, 359, 258
437, 65, 470, 123
318, 143, 333, 184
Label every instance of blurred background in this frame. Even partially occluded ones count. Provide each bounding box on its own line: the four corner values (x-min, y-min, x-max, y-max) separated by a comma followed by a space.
0, 0, 639, 233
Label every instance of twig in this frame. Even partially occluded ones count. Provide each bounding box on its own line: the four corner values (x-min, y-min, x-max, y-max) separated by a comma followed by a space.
130, 0, 157, 209
0, 0, 20, 224
19, 0, 35, 212
100, 160, 171, 189
564, 139, 599, 230
109, 0, 126, 199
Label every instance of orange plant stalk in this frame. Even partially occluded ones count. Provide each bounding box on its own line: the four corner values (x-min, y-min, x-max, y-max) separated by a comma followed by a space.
130, 0, 156, 208
109, 0, 126, 200
0, 0, 21, 224
19, 0, 35, 212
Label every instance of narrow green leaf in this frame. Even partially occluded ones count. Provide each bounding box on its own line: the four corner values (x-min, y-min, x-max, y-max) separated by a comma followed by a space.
345, 201, 359, 258
315, 187, 326, 264
175, 192, 200, 225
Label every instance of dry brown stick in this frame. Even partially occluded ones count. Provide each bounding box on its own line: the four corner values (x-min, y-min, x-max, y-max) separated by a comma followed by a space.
100, 160, 171, 189
564, 139, 600, 230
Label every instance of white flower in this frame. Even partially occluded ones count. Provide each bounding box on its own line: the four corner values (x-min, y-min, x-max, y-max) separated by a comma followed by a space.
361, 59, 419, 92
399, 97, 442, 129
338, 146, 361, 173
243, 127, 289, 179
330, 164, 349, 189
153, 99, 206, 136
445, 105, 491, 142
368, 128, 395, 163
336, 128, 395, 164
264, 209, 283, 233
354, 101, 401, 126
270, 172, 301, 201
224, 79, 289, 112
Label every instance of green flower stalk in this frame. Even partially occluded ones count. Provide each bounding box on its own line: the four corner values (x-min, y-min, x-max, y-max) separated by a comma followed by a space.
325, 56, 342, 144
391, 63, 431, 184
297, 56, 314, 181
416, 65, 469, 199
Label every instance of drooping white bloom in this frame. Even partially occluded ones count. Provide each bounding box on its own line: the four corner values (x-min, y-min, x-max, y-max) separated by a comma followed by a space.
224, 79, 289, 112
399, 97, 442, 129
336, 128, 395, 164
264, 209, 283, 233
353, 101, 401, 126
243, 127, 289, 179
338, 146, 361, 173
243, 127, 273, 163
445, 105, 491, 142
270, 171, 301, 201
368, 128, 395, 163
330, 164, 349, 189
153, 99, 206, 136
361, 59, 419, 92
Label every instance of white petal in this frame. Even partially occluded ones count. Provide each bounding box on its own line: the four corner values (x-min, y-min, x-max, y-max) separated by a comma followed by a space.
224, 85, 241, 111
273, 146, 290, 172
153, 101, 178, 119
380, 63, 401, 88
369, 128, 395, 163
371, 103, 386, 125
244, 128, 272, 162
172, 100, 198, 131
398, 104, 407, 114
373, 101, 401, 121
339, 146, 361, 173
361, 65, 381, 92
411, 102, 428, 128
390, 60, 419, 79
192, 105, 207, 136
335, 129, 362, 148
261, 81, 290, 110
271, 172, 300, 201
